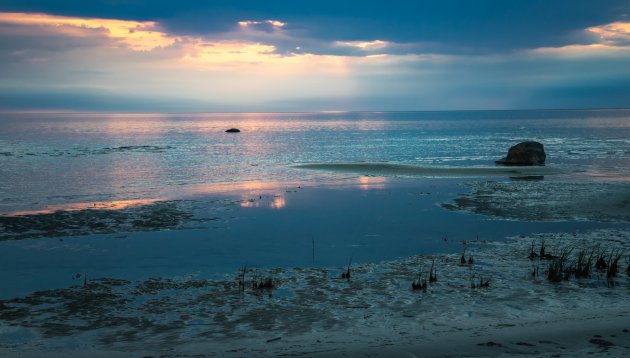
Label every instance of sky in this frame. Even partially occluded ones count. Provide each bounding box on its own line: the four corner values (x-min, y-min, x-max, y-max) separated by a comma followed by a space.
1, 0, 629, 112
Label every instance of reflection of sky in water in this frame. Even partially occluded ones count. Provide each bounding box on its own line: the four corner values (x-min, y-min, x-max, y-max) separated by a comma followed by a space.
2, 198, 165, 216
240, 195, 286, 209
2, 177, 628, 298
1, 110, 630, 213
1, 109, 630, 297
1, 111, 630, 348
357, 176, 387, 190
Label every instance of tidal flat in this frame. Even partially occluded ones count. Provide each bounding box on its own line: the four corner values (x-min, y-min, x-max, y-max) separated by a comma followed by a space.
1, 227, 630, 357
444, 180, 630, 222
0, 200, 214, 241
2, 110, 630, 356
1, 173, 630, 357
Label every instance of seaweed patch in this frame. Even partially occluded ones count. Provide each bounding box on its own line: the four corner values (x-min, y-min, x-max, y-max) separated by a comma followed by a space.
0, 200, 213, 241
443, 181, 630, 222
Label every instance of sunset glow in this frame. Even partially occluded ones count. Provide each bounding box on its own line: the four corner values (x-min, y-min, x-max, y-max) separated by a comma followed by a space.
358, 176, 387, 190
0, 3, 629, 111
2, 2, 630, 356
587, 22, 630, 45
2, 198, 166, 216
0, 12, 177, 51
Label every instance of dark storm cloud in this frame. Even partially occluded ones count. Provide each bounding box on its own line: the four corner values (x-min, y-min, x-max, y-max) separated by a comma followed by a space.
1, 0, 629, 53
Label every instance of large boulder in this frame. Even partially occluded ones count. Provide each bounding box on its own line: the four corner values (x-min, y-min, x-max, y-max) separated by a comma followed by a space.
495, 141, 546, 166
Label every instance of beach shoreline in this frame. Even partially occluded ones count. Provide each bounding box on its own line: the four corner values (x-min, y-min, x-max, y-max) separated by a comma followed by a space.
2, 226, 630, 357
2, 310, 628, 357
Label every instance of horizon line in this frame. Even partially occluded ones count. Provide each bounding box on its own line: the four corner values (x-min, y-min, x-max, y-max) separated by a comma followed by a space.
1, 107, 629, 116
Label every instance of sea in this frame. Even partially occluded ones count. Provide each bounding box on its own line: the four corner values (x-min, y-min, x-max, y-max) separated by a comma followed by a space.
1, 109, 630, 298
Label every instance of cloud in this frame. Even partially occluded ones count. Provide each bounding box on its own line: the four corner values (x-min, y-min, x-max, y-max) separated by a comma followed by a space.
2, 1, 629, 53
238, 19, 286, 32
335, 40, 389, 51
0, 6, 630, 112
5, 10, 629, 60
0, 23, 109, 56
587, 22, 630, 46
0, 12, 177, 51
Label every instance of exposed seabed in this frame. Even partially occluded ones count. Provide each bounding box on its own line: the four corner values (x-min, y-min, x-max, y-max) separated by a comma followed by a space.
1, 228, 630, 357
2, 168, 630, 356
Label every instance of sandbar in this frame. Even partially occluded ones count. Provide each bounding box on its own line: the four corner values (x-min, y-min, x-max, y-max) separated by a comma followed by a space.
295, 162, 571, 178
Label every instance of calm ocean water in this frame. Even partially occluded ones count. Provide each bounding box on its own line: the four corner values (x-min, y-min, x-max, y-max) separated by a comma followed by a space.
1, 109, 630, 213
1, 110, 630, 296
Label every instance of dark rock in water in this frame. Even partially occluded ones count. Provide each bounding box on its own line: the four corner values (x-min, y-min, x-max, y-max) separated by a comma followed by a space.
496, 141, 546, 166
225, 128, 240, 133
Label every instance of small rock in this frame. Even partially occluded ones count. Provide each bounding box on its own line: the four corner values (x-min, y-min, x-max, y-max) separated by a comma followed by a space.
496, 141, 546, 166
225, 128, 241, 133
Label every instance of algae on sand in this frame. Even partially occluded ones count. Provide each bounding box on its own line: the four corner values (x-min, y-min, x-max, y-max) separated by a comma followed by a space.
0, 200, 213, 241
443, 181, 630, 222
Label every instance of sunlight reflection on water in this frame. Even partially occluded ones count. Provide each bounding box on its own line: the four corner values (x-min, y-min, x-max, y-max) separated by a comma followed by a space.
1, 110, 629, 213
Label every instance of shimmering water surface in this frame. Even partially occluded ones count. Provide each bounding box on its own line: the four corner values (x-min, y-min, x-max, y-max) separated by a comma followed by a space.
2, 110, 630, 212
1, 110, 630, 297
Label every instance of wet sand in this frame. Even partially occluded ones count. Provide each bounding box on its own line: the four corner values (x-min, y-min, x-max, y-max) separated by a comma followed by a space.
298, 162, 630, 222
1, 228, 630, 357
444, 180, 630, 222
2, 165, 630, 356
3, 314, 629, 357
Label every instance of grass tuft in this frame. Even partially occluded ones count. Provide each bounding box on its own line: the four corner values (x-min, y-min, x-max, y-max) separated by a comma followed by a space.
606, 249, 623, 279
595, 247, 608, 271
547, 247, 573, 282
574, 249, 593, 278
412, 272, 427, 291
429, 259, 437, 283
341, 258, 352, 280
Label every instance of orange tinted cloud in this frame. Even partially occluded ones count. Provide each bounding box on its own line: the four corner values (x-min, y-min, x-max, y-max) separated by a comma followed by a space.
587, 22, 630, 46
0, 11, 399, 76
0, 12, 177, 51
180, 43, 351, 76
526, 22, 630, 57
0, 11, 352, 74
182, 40, 278, 64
